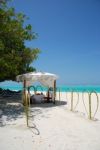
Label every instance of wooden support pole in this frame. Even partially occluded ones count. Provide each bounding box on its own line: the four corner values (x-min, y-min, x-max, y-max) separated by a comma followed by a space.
27, 87, 30, 107
23, 80, 29, 126
53, 80, 56, 104
89, 94, 92, 120
23, 80, 27, 105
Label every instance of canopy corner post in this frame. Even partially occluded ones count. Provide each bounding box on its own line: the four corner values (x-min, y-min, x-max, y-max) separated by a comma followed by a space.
23, 79, 29, 126
53, 80, 56, 104
23, 80, 27, 105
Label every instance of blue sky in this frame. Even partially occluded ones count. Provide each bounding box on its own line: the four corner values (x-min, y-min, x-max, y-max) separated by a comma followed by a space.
3, 0, 100, 85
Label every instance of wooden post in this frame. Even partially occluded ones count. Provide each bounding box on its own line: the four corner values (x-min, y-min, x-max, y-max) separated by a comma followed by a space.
23, 80, 27, 105
27, 87, 30, 107
89, 94, 92, 120
23, 80, 29, 126
53, 80, 56, 104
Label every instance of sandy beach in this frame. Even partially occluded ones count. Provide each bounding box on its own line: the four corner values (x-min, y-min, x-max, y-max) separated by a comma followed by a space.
0, 92, 100, 150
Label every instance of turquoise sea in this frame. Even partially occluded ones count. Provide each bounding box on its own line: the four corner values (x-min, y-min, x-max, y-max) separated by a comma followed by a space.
0, 83, 100, 93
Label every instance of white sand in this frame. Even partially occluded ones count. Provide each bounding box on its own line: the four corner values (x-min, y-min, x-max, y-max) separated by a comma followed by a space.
0, 92, 100, 150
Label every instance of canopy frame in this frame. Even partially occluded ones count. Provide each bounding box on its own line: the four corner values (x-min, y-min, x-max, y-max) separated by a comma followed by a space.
16, 72, 58, 104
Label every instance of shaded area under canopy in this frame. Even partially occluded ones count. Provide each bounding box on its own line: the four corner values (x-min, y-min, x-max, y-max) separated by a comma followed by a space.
16, 72, 59, 105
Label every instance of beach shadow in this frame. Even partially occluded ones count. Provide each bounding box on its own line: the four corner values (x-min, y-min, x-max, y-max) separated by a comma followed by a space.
25, 100, 67, 134
26, 100, 67, 120
0, 95, 23, 127
0, 97, 67, 132
30, 100, 67, 108
27, 100, 67, 121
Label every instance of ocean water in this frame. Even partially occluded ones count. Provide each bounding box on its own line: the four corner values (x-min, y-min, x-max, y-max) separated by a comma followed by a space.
58, 85, 100, 93
0, 84, 100, 93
